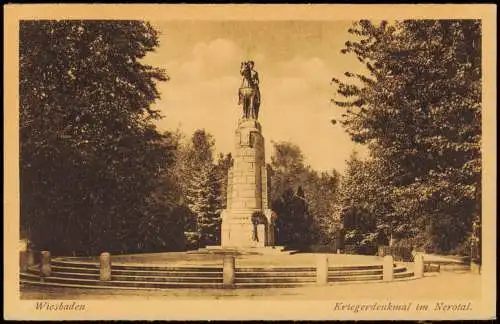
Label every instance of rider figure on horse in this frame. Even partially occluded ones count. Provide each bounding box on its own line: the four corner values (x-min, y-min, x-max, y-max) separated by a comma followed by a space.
239, 61, 261, 120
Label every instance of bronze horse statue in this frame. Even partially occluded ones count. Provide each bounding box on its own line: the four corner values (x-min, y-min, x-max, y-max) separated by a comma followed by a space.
238, 61, 261, 120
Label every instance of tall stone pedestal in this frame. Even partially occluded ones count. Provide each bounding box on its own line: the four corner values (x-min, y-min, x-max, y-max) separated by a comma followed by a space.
221, 118, 277, 247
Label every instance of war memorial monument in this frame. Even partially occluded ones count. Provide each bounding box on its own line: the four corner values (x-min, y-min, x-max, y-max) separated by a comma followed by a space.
220, 60, 277, 248
19, 61, 421, 292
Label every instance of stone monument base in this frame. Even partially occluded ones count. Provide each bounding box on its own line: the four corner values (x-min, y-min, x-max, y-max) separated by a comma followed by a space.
221, 208, 276, 248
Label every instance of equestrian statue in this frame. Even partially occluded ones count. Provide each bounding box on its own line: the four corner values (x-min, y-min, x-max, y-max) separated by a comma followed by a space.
238, 61, 261, 120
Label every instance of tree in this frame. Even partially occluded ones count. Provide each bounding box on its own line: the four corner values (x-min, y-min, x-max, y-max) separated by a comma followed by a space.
332, 20, 481, 253
269, 141, 340, 248
306, 170, 342, 245
211, 153, 234, 243
338, 151, 395, 254
179, 130, 231, 246
182, 130, 214, 242
270, 142, 308, 247
20, 20, 174, 255
136, 131, 186, 252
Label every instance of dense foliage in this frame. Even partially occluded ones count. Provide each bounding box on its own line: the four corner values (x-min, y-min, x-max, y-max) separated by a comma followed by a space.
175, 130, 232, 247
339, 152, 395, 254
20, 20, 181, 255
269, 142, 341, 248
332, 20, 481, 254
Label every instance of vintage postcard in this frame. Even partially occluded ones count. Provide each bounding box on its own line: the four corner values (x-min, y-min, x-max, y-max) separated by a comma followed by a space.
3, 4, 497, 320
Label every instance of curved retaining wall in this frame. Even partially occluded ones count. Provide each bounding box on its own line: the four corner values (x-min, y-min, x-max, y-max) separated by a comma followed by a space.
20, 257, 415, 290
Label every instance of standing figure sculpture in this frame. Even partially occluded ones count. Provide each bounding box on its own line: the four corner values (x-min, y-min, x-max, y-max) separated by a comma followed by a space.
238, 61, 261, 120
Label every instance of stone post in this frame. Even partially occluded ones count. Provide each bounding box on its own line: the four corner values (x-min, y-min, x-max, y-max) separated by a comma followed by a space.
100, 252, 112, 281
27, 250, 35, 267
20, 251, 27, 272
414, 253, 424, 278
20, 250, 35, 272
316, 254, 329, 285
223, 254, 235, 288
383, 255, 393, 282
470, 261, 481, 274
40, 251, 51, 277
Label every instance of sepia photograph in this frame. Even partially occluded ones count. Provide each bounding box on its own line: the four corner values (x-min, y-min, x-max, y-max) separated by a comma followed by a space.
4, 4, 496, 320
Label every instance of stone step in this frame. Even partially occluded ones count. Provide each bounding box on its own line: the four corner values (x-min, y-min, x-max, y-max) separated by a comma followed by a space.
236, 267, 316, 272
234, 282, 313, 288
25, 267, 407, 280
328, 265, 384, 271
46, 271, 223, 283
202, 246, 287, 252
32, 262, 402, 274
234, 264, 391, 272
235, 277, 316, 283
112, 269, 223, 276
20, 278, 225, 290
20, 270, 417, 290
235, 267, 405, 276
26, 266, 406, 279
328, 267, 406, 277
329, 271, 415, 282
115, 265, 221, 271
394, 271, 414, 279
110, 275, 222, 283
21, 276, 308, 290
330, 272, 417, 284
28, 266, 223, 277
21, 274, 417, 291
20, 279, 178, 291
236, 271, 415, 284
328, 269, 383, 277
52, 260, 222, 272
38, 271, 99, 280
33, 265, 100, 274
235, 271, 316, 277
329, 274, 383, 282
393, 267, 407, 273
30, 262, 402, 276
52, 259, 98, 269
21, 272, 39, 280
21, 274, 225, 289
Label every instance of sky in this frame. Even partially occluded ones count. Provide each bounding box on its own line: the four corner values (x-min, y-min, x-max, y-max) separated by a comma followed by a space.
142, 21, 368, 173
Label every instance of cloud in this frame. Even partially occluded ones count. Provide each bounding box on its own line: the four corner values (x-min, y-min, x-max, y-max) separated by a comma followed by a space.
152, 39, 244, 158
257, 56, 361, 172
276, 56, 330, 80
192, 38, 242, 64
171, 38, 244, 81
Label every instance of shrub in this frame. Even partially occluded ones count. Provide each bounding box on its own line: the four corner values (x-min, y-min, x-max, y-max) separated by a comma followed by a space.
184, 231, 200, 250
390, 240, 414, 262
451, 240, 471, 257
357, 241, 378, 255
378, 245, 391, 257
344, 244, 357, 255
